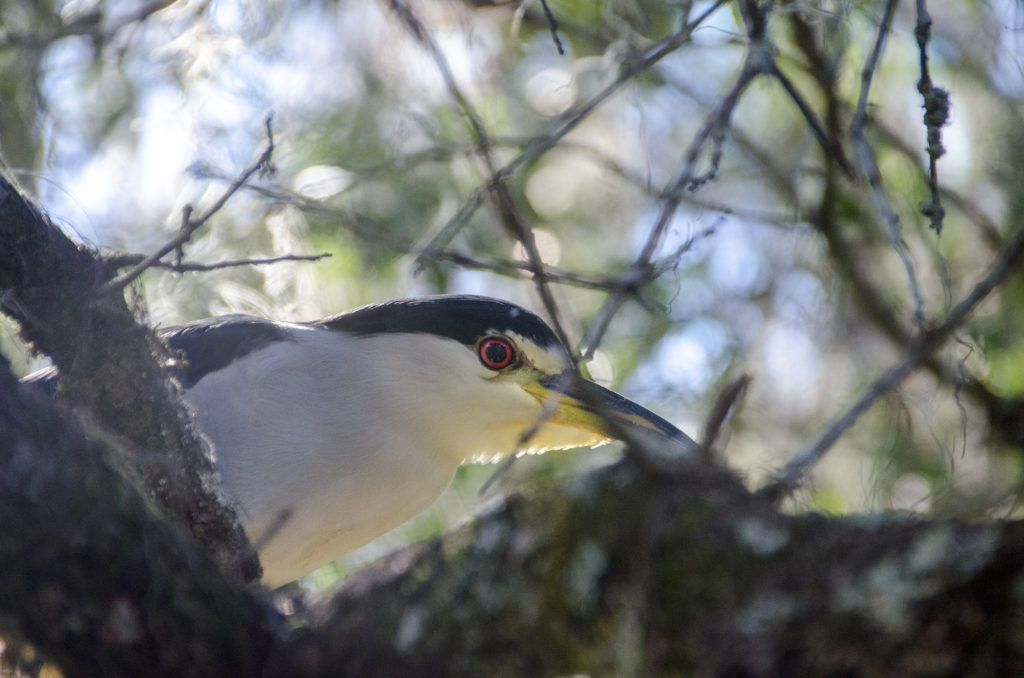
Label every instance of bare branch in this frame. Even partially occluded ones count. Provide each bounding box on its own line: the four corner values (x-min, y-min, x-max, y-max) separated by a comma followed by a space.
539, 0, 565, 55
850, 0, 927, 328
785, 13, 1022, 450
580, 15, 768, 359
768, 62, 853, 176
105, 252, 330, 273
763, 217, 1024, 501
699, 374, 751, 463
99, 115, 277, 294
205, 159, 729, 299
413, 0, 729, 267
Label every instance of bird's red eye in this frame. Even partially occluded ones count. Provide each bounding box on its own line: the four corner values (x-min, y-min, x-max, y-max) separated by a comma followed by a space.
478, 336, 516, 370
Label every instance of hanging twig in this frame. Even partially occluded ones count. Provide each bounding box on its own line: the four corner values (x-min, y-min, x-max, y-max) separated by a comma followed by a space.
914, 0, 949, 233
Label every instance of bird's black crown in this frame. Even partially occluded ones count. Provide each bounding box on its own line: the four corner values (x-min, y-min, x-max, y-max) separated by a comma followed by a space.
317, 295, 561, 349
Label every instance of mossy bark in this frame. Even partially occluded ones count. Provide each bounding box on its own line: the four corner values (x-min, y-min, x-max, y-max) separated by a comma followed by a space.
306, 462, 1024, 677
0, 171, 258, 581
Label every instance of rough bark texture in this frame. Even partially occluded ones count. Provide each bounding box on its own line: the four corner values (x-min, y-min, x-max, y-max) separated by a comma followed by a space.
0, 360, 280, 677
0, 172, 259, 581
305, 462, 1024, 677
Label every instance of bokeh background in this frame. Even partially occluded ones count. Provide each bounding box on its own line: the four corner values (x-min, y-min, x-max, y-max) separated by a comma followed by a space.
2, 0, 1023, 588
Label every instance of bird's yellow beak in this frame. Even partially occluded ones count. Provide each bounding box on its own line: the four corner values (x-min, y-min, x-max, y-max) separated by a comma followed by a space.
524, 372, 697, 450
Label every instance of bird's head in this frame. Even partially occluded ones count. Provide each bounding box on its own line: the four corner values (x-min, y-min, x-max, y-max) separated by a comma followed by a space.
320, 295, 696, 462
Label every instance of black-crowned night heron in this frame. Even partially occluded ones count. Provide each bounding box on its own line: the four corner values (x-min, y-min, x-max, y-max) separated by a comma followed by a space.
29, 295, 695, 586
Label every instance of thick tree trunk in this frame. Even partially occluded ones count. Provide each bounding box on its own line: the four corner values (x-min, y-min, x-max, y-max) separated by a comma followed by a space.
0, 359, 278, 677
0, 172, 258, 581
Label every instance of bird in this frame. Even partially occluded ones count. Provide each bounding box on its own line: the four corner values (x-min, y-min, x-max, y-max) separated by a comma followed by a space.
27, 295, 695, 586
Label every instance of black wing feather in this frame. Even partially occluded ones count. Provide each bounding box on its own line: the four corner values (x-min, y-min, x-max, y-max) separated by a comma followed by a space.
315, 294, 560, 349
161, 315, 290, 388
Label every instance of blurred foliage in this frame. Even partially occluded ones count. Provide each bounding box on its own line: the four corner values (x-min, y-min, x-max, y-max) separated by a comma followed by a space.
2, 0, 1024, 589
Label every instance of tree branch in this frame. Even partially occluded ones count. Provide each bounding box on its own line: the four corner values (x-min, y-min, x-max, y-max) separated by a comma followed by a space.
301, 459, 1024, 677
0, 170, 259, 581
0, 356, 278, 676
100, 115, 277, 294
104, 251, 330, 273
412, 0, 728, 269
764, 217, 1024, 500
388, 0, 574, 359
850, 0, 927, 327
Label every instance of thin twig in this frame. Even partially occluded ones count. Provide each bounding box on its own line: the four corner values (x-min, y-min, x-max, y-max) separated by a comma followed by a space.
769, 62, 853, 177
850, 0, 926, 328
762, 218, 1024, 501
580, 27, 767, 360
105, 252, 330, 273
699, 374, 751, 463
632, 2, 772, 273
577, 223, 718, 361
539, 0, 565, 55
640, 62, 759, 265
100, 116, 277, 294
204, 178, 723, 296
479, 371, 576, 496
